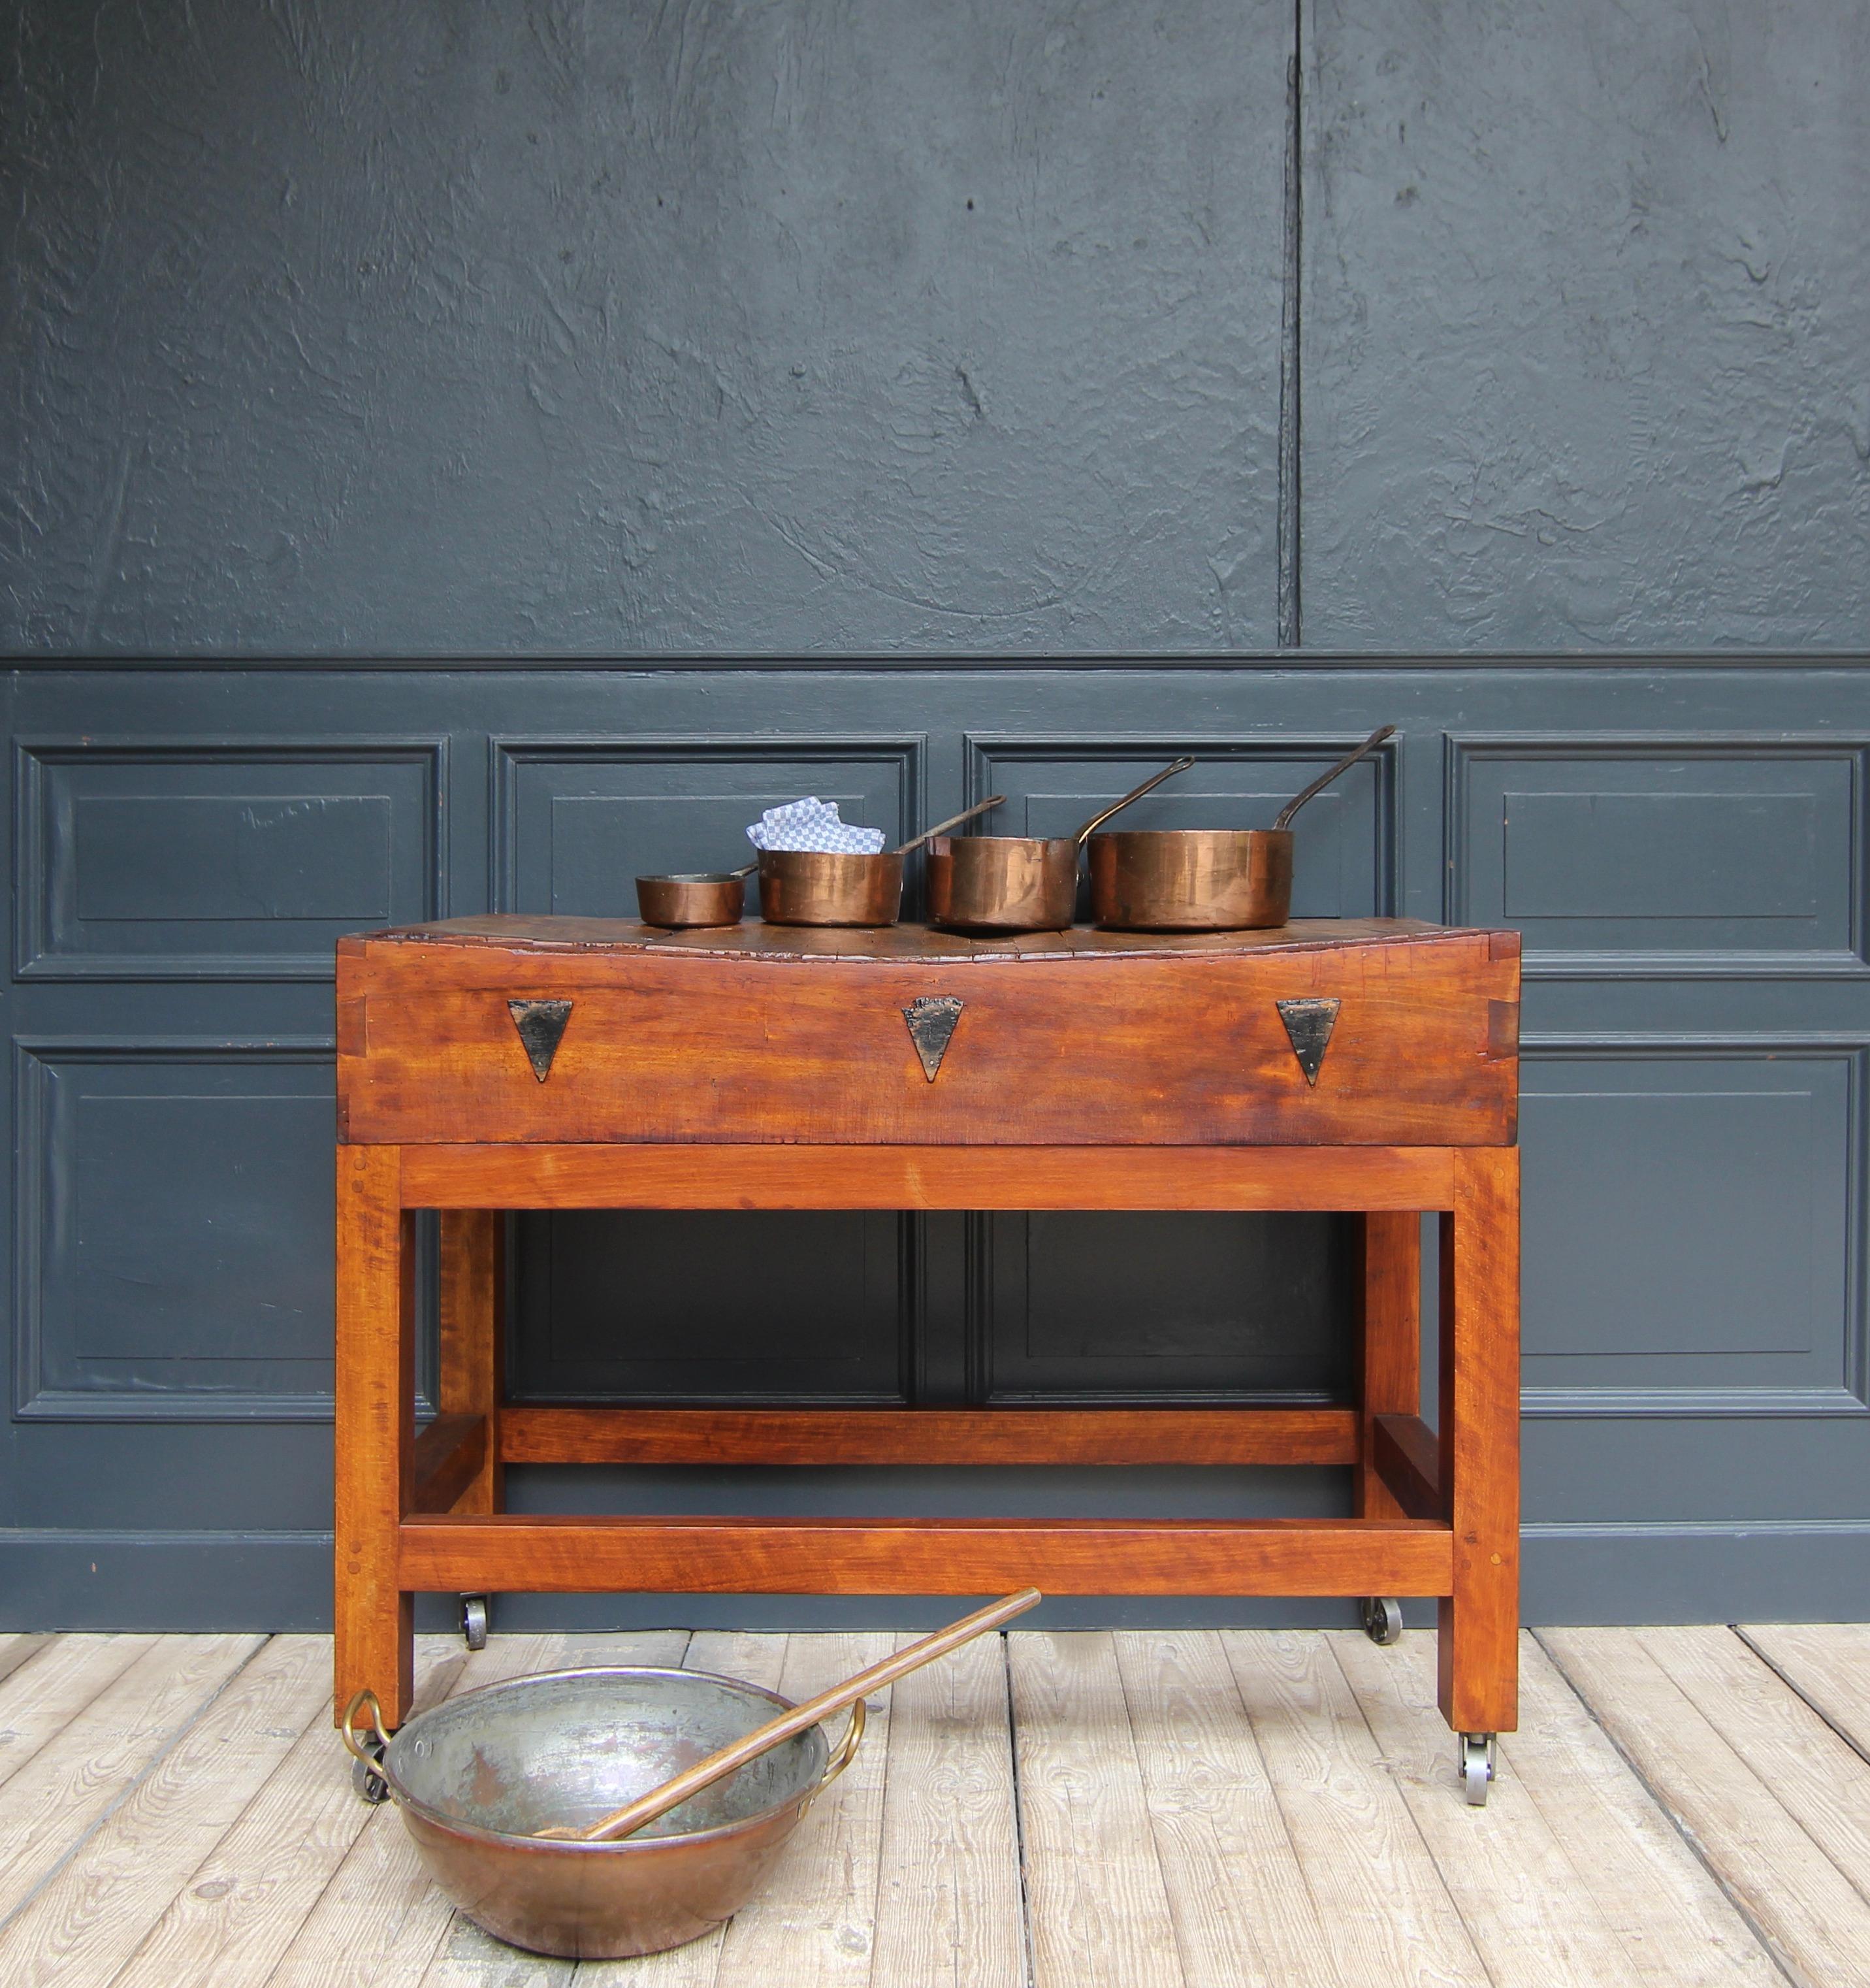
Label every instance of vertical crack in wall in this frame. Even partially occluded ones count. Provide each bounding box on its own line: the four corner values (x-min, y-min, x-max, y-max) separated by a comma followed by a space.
1276, 1, 1304, 649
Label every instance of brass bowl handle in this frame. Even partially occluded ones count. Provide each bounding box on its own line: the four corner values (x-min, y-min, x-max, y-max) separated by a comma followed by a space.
341, 1687, 391, 1769
812, 1695, 867, 1800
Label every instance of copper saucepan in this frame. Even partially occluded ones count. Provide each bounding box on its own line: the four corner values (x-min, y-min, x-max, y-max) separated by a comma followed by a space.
926, 758, 1197, 933
1088, 726, 1395, 932
636, 862, 756, 930
758, 798, 1005, 928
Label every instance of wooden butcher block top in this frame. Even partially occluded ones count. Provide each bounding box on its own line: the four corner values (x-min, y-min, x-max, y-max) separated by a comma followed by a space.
336, 917, 1520, 1149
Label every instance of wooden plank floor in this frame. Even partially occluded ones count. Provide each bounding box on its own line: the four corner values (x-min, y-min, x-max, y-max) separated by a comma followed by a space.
0, 1625, 1864, 1985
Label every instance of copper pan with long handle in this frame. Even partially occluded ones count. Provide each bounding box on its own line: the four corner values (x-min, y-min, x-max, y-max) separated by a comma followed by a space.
927, 757, 1196, 933
1088, 726, 1394, 932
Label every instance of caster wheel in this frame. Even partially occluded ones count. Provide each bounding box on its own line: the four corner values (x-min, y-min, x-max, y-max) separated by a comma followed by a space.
1460, 1733, 1496, 1807
1361, 1597, 1404, 1645
460, 1594, 489, 1651
350, 1754, 389, 1804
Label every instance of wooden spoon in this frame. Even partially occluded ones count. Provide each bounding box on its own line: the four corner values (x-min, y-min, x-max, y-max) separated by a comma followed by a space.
538, 1588, 1041, 1843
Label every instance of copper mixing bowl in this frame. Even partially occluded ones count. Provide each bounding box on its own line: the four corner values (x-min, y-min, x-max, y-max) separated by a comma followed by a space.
371, 1666, 860, 1959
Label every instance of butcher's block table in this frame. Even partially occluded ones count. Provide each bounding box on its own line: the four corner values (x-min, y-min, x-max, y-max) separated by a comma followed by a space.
334, 915, 1521, 1795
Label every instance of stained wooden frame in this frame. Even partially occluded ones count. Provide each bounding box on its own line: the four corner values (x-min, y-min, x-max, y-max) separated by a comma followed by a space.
336, 919, 1519, 1744
338, 1140, 1518, 1739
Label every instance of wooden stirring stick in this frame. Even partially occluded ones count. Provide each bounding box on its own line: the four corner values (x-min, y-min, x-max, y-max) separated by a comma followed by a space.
539, 1588, 1042, 1844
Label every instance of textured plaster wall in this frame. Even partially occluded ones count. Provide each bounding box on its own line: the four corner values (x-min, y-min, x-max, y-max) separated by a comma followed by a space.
0, 0, 1287, 655
1, 1, 1863, 655
1302, 0, 1870, 649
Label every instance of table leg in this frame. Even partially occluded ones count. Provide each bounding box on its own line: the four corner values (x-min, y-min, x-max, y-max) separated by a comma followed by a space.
334, 1146, 415, 1727
1355, 1212, 1422, 1520
439, 1211, 505, 1515
1436, 1147, 1521, 1737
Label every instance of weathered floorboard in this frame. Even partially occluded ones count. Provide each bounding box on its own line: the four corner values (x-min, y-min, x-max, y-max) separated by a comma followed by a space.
1543, 1626, 1870, 1985
868, 1629, 1024, 1988
1738, 1621, 1870, 1762
1009, 1630, 1184, 1988
1331, 1630, 1774, 1987
1114, 1628, 1334, 1988
0, 1633, 263, 1930
1219, 1630, 1486, 1987
0, 1634, 331, 1988
0, 1625, 1824, 1987
0, 1634, 155, 1797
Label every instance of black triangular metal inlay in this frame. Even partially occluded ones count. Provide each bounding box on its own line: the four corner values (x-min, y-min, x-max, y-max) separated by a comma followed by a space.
1276, 996, 1340, 1087
903, 996, 965, 1082
508, 998, 573, 1083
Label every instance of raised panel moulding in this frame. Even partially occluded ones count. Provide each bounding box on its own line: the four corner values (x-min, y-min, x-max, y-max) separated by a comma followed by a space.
1445, 735, 1869, 978
14, 739, 445, 981
1517, 1034, 1867, 1417
492, 737, 922, 917
12, 1039, 357, 1422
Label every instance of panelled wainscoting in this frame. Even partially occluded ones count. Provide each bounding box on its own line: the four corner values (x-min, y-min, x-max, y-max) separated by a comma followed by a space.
3, 662, 1865, 1627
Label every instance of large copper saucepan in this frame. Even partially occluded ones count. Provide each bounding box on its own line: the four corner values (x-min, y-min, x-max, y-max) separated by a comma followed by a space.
926, 758, 1196, 932
1088, 726, 1394, 932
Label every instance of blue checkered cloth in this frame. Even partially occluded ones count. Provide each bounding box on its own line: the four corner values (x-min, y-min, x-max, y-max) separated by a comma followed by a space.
746, 798, 887, 855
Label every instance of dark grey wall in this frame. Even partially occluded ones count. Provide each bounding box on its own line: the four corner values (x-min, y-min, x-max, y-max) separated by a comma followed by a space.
1303, 0, 1870, 647
3, 0, 1288, 654
1, 3, 1866, 1631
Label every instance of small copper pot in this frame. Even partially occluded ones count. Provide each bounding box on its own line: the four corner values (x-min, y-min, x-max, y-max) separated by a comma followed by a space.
926, 760, 1195, 934
636, 864, 754, 930
1088, 726, 1394, 933
757, 849, 904, 928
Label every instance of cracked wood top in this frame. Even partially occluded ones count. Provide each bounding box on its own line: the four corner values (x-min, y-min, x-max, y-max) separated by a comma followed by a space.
347, 914, 1501, 964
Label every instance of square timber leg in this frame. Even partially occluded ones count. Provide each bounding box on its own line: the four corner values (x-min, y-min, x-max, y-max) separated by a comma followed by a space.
1437, 1147, 1521, 1744
334, 1145, 415, 1729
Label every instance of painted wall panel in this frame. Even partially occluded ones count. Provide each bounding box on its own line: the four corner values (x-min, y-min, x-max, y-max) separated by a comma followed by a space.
511, 1211, 909, 1405
984, 1213, 1353, 1403
0, 664, 1866, 1628
497, 743, 917, 919
1519, 1046, 1863, 1414
16, 744, 442, 979
1451, 741, 1864, 975
14, 1043, 336, 1418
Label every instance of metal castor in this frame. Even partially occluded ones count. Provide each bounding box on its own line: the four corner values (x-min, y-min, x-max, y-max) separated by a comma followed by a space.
1460, 1732, 1497, 1806
350, 1753, 390, 1804
1361, 1597, 1404, 1645
460, 1593, 489, 1651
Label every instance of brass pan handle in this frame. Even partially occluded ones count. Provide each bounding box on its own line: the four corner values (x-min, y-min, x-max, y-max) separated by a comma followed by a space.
1273, 726, 1394, 832
1072, 757, 1197, 847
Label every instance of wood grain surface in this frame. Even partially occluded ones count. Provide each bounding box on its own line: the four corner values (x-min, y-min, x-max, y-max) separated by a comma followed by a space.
1438, 1147, 1521, 1736
1355, 1211, 1423, 1520
398, 1142, 1457, 1212
396, 1515, 1455, 1597
498, 1405, 1360, 1469
0, 1626, 1837, 1987
340, 921, 1518, 1148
